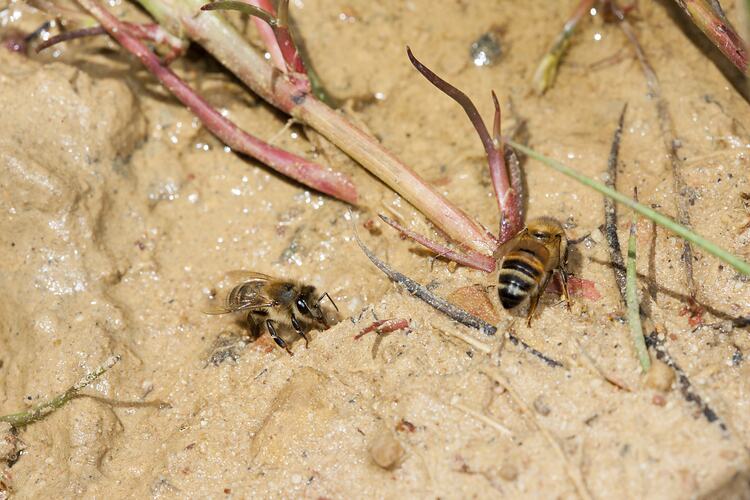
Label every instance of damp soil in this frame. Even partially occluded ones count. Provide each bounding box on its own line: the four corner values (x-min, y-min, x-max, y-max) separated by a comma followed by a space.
1, 0, 750, 498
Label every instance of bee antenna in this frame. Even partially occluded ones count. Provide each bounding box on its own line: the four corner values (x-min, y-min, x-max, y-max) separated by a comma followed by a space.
318, 292, 339, 312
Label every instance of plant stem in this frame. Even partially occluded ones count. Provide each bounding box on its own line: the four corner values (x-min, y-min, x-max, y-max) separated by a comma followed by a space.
378, 214, 497, 273
406, 47, 521, 244
0, 355, 120, 427
626, 211, 651, 372
508, 140, 750, 276
37, 22, 187, 63
77, 0, 357, 204
246, 0, 286, 71
532, 0, 596, 94
674, 0, 749, 73
136, 0, 497, 254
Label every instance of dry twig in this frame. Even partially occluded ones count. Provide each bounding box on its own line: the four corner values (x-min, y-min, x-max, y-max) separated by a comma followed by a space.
0, 355, 120, 428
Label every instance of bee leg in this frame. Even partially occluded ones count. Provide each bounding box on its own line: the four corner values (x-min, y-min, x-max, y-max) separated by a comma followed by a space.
556, 267, 572, 310
290, 313, 310, 348
526, 291, 541, 327
245, 312, 261, 338
555, 233, 572, 311
266, 319, 293, 356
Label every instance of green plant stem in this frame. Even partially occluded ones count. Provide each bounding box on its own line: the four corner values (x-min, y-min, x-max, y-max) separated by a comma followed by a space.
507, 140, 750, 276
532, 0, 596, 94
627, 213, 651, 372
0, 355, 121, 428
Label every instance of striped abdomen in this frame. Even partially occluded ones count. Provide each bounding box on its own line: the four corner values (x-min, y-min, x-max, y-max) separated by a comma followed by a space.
497, 248, 547, 309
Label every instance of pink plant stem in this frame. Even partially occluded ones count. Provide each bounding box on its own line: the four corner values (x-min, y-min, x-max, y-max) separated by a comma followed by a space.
264, 0, 305, 73
354, 318, 409, 339
246, 0, 286, 72
75, 0, 357, 204
36, 22, 186, 62
489, 92, 522, 244
675, 0, 748, 72
406, 48, 522, 245
379, 215, 496, 273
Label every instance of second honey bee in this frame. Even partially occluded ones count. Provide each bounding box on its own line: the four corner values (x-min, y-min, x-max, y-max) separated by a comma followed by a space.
206, 271, 337, 355
497, 217, 571, 326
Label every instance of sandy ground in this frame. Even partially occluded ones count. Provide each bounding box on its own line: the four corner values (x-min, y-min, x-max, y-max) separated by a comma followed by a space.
1, 0, 750, 498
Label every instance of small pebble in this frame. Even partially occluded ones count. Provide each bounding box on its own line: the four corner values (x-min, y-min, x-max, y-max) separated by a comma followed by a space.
652, 394, 666, 406
498, 463, 518, 481
532, 396, 551, 416
644, 360, 675, 392
369, 430, 404, 470
0, 423, 21, 461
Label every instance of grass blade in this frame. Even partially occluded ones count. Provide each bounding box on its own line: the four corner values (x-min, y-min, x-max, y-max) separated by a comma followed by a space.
626, 211, 651, 372
0, 355, 120, 427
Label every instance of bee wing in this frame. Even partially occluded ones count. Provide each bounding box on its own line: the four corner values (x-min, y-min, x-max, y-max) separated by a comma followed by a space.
223, 270, 275, 284
203, 299, 276, 315
204, 270, 278, 315
203, 304, 243, 315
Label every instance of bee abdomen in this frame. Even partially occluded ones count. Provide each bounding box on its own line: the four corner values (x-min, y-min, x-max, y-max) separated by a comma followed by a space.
497, 253, 543, 309
502, 255, 543, 280
497, 272, 535, 309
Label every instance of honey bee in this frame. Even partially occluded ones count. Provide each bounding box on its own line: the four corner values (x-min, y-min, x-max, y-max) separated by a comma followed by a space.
497, 217, 571, 326
206, 271, 337, 355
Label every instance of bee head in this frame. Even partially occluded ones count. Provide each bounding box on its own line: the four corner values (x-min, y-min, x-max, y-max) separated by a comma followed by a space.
295, 286, 338, 328
526, 217, 565, 242
526, 216, 568, 264
294, 286, 323, 324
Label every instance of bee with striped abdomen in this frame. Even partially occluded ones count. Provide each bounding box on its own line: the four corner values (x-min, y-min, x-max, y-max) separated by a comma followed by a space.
206, 271, 337, 355
497, 217, 571, 326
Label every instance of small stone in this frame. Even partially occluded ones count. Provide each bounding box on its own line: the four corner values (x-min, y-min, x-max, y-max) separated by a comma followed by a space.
652, 394, 666, 406
532, 396, 551, 416
369, 430, 404, 470
498, 463, 518, 481
644, 360, 675, 392
447, 285, 500, 324
0, 423, 21, 462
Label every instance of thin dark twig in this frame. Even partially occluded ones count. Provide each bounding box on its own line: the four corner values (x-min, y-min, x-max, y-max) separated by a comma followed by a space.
353, 227, 563, 367
354, 231, 496, 336
604, 103, 628, 302
507, 335, 564, 368
646, 333, 728, 434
